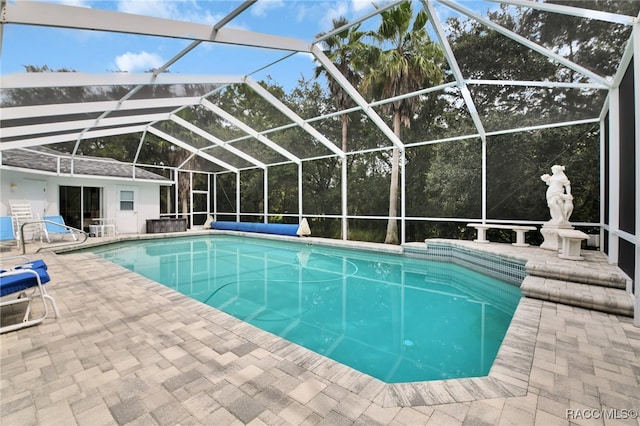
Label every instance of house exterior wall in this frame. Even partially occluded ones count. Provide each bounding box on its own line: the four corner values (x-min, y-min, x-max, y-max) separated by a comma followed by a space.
0, 169, 163, 234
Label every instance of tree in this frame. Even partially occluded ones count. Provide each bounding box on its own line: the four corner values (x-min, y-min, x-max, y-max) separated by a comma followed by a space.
362, 2, 444, 244
526, 0, 637, 79
445, 3, 614, 231
315, 17, 368, 238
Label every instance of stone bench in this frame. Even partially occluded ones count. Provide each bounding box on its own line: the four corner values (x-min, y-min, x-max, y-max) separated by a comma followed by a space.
557, 229, 589, 260
467, 223, 537, 247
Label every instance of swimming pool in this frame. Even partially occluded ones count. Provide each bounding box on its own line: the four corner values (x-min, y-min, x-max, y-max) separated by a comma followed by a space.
90, 235, 521, 383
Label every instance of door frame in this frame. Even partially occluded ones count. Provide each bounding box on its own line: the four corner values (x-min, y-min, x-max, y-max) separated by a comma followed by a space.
116, 185, 139, 234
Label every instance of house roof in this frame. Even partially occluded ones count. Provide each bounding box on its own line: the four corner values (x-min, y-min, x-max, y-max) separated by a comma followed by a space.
1, 146, 172, 183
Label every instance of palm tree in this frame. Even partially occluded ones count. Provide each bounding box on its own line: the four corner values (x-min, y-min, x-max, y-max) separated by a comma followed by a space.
362, 2, 444, 244
315, 17, 367, 239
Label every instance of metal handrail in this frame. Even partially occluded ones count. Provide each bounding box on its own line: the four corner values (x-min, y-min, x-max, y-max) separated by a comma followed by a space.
19, 220, 88, 254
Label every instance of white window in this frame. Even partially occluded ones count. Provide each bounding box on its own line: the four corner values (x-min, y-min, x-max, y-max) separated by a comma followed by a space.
120, 190, 135, 211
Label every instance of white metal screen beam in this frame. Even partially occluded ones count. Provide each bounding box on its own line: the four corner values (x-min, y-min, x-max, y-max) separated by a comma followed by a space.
633, 20, 640, 327
200, 99, 302, 165
612, 27, 637, 88
1, 98, 203, 121
607, 87, 621, 273
489, 0, 637, 26
0, 125, 150, 150
1, 1, 310, 52
147, 126, 239, 173
0, 72, 244, 89
244, 77, 345, 157
484, 118, 599, 137
1, 113, 171, 139
132, 130, 147, 166
368, 82, 458, 108
436, 0, 612, 87
0, 0, 4, 58
169, 115, 266, 169
402, 117, 600, 149
466, 79, 608, 90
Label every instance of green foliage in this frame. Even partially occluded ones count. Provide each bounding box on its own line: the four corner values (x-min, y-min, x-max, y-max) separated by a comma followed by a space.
209, 82, 290, 132
76, 134, 143, 162
406, 139, 482, 219
486, 124, 600, 223
306, 217, 342, 239
363, 2, 445, 128
215, 173, 236, 213
240, 169, 264, 214
315, 17, 366, 116
405, 220, 471, 242
268, 163, 298, 215
529, 0, 637, 78
348, 219, 387, 243
347, 151, 391, 217
302, 158, 341, 215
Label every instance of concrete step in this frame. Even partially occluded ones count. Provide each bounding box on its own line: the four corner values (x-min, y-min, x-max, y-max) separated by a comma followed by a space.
525, 261, 628, 289
520, 276, 634, 317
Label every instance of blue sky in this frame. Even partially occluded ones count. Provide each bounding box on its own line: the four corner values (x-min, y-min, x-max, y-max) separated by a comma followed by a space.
1, 1, 380, 82
1, 0, 496, 90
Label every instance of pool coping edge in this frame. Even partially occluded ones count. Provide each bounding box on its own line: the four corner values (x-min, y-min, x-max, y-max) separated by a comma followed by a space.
64, 233, 540, 408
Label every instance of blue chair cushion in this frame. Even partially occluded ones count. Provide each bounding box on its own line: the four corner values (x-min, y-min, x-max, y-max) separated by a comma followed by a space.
0, 264, 50, 297
15, 260, 48, 271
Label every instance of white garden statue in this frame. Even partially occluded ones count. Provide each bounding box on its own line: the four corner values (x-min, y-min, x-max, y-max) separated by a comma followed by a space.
540, 164, 573, 225
539, 165, 575, 251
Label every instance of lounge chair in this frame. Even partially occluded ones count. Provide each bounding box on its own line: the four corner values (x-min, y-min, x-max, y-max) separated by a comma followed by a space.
40, 215, 78, 243
9, 200, 39, 242
0, 216, 17, 246
0, 256, 60, 333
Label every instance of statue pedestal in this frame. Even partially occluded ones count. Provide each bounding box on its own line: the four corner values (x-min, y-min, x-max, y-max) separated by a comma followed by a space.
540, 222, 573, 251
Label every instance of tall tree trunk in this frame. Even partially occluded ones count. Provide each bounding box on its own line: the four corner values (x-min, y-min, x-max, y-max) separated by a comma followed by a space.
384, 111, 401, 244
179, 171, 189, 221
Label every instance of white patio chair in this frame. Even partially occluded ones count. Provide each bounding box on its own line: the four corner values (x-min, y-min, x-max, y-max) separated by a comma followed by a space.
9, 200, 40, 242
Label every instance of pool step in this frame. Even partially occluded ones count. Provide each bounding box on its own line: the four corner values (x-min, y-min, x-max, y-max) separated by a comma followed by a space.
525, 261, 628, 289
520, 275, 634, 317
407, 240, 633, 317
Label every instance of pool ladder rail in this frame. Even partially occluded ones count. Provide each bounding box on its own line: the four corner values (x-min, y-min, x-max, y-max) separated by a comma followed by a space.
18, 220, 89, 254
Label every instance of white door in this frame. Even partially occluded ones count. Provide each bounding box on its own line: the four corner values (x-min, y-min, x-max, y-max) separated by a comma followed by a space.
23, 179, 47, 218
116, 186, 139, 234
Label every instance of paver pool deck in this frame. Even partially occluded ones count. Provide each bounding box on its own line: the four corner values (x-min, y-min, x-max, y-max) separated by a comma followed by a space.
1, 232, 639, 425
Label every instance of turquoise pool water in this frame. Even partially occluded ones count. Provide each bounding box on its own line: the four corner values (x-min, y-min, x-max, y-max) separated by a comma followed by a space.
90, 235, 521, 383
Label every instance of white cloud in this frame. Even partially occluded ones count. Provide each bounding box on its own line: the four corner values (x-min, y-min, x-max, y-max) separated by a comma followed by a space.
250, 0, 285, 17
115, 51, 164, 72
115, 0, 245, 27
312, 0, 377, 27
116, 0, 179, 19
59, 0, 92, 7
39, 0, 92, 6
351, 0, 374, 13
320, 1, 350, 31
